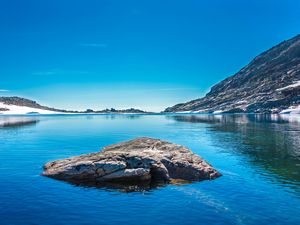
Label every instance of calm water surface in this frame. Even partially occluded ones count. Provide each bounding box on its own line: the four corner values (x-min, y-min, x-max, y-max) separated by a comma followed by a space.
0, 114, 300, 225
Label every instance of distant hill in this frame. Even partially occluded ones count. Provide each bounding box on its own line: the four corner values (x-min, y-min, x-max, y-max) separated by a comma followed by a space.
0, 97, 149, 114
164, 34, 300, 114
0, 97, 69, 113
95, 108, 147, 114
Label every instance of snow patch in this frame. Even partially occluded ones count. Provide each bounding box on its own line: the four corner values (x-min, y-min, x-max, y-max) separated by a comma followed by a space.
0, 102, 61, 115
276, 80, 300, 91
212, 110, 223, 114
280, 105, 300, 114
236, 100, 247, 104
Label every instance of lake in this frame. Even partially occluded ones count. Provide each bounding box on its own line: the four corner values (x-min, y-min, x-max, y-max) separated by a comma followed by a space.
0, 114, 299, 225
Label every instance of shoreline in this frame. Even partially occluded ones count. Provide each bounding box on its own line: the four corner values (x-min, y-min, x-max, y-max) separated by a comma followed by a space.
1, 112, 299, 116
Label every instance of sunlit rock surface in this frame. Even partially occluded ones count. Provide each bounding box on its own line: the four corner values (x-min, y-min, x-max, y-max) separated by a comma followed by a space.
42, 137, 221, 190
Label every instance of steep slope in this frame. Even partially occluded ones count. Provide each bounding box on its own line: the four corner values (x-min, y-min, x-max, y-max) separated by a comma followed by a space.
164, 34, 300, 114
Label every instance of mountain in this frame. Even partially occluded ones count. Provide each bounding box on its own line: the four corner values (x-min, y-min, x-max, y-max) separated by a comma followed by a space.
0, 96, 149, 115
164, 35, 300, 114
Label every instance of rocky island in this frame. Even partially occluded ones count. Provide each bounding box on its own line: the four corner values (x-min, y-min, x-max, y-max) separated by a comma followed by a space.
42, 137, 221, 191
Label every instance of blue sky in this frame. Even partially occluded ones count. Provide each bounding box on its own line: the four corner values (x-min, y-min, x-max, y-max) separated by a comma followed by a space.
0, 0, 299, 111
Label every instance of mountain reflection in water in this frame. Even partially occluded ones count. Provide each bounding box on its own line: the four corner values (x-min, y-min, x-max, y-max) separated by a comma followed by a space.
1, 114, 300, 224
169, 114, 300, 192
0, 116, 39, 128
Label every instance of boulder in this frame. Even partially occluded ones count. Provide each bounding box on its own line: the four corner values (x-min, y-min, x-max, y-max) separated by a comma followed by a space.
42, 137, 221, 189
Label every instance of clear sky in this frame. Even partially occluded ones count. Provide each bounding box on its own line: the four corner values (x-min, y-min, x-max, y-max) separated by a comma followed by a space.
0, 0, 299, 112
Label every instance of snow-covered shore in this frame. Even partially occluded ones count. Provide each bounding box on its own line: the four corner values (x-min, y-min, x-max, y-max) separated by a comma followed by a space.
0, 102, 62, 115
280, 105, 300, 114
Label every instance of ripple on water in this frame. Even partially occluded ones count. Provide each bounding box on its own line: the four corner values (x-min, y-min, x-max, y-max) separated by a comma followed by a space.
0, 114, 300, 225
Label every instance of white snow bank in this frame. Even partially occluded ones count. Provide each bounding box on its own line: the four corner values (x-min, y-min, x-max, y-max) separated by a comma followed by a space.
212, 110, 223, 114
0, 102, 61, 115
280, 105, 300, 114
276, 80, 300, 91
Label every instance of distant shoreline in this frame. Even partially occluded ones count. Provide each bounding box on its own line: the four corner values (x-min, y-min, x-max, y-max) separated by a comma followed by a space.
1, 112, 300, 116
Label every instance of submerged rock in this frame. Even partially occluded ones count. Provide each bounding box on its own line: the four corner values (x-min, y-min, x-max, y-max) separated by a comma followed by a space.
42, 137, 221, 190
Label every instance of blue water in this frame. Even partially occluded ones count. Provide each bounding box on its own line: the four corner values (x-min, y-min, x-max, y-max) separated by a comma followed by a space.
0, 114, 300, 225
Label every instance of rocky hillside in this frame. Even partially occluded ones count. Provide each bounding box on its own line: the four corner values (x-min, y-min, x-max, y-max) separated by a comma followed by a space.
164, 34, 300, 114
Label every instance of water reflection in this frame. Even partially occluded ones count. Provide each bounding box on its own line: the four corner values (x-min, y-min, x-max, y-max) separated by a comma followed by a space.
168, 114, 300, 125
103, 114, 143, 120
169, 114, 300, 192
83, 114, 144, 120
63, 179, 170, 193
0, 116, 39, 128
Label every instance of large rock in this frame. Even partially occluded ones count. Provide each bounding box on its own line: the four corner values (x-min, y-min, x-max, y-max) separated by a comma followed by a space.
42, 137, 221, 189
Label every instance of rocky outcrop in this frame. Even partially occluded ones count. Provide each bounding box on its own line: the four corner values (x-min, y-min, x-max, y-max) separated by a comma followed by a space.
42, 137, 221, 190
164, 34, 300, 114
